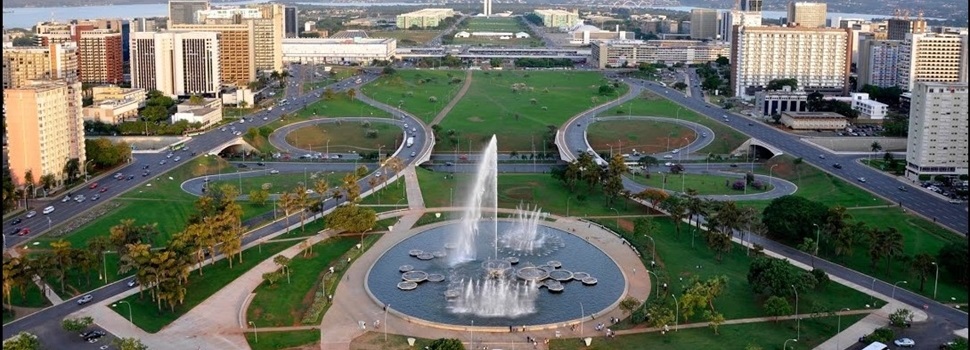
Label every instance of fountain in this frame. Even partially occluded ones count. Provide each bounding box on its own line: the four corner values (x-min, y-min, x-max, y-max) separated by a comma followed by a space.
365, 135, 624, 326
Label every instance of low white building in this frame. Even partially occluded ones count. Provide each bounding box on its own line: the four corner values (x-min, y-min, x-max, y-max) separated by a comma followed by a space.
282, 37, 397, 64
172, 98, 223, 127
514, 32, 531, 38
849, 92, 889, 120
454, 31, 471, 38
222, 88, 257, 107
754, 86, 809, 117
82, 99, 142, 124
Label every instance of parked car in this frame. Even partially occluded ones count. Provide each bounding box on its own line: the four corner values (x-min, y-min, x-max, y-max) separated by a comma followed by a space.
84, 330, 106, 342
77, 294, 94, 305
894, 338, 916, 347
25, 211, 37, 218
43, 206, 55, 215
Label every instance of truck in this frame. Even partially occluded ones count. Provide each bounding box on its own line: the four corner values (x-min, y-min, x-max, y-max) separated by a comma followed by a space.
406, 137, 415, 148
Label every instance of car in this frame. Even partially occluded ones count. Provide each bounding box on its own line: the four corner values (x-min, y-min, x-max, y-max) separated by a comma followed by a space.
128, 175, 135, 180
701, 132, 707, 138
662, 155, 673, 159
445, 161, 454, 166
894, 338, 916, 347
729, 164, 738, 167
84, 330, 105, 342
62, 196, 71, 203
17, 228, 30, 236
159, 160, 166, 165
898, 186, 908, 192
269, 169, 280, 174
77, 294, 94, 305
818, 154, 826, 159
256, 162, 265, 166
91, 194, 100, 201
25, 211, 37, 218
833, 163, 843, 169
80, 330, 101, 338
410, 151, 416, 157
375, 171, 382, 177
305, 189, 315, 194
143, 165, 150, 170
142, 171, 150, 177
127, 279, 139, 288
263, 116, 268, 121
43, 206, 55, 215
221, 127, 227, 132
941, 341, 959, 349
100, 187, 108, 193
238, 163, 248, 168
671, 148, 680, 154
664, 162, 673, 166
747, 122, 753, 126
857, 177, 867, 183
89, 183, 99, 189
174, 156, 181, 162
166, 153, 173, 159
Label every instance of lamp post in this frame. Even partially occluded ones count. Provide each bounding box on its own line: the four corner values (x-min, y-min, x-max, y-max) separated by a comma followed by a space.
610, 207, 620, 228
769, 164, 778, 188
791, 284, 799, 340
647, 270, 660, 298
470, 320, 474, 347
112, 301, 132, 324
644, 234, 656, 259
892, 280, 907, 299
579, 302, 585, 338
671, 294, 679, 331
836, 307, 851, 350
249, 321, 258, 343
932, 262, 939, 299
384, 304, 389, 343
783, 338, 797, 350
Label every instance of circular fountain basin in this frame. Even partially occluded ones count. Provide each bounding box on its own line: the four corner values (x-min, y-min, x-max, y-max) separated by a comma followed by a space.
402, 271, 429, 282
428, 274, 446, 282
367, 221, 624, 327
409, 249, 424, 257
400, 265, 414, 272
547, 261, 562, 268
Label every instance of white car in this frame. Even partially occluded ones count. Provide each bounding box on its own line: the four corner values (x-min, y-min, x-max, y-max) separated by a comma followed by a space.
43, 206, 55, 215
663, 155, 673, 159
269, 169, 280, 174
893, 338, 915, 347
671, 149, 680, 154
62, 196, 71, 203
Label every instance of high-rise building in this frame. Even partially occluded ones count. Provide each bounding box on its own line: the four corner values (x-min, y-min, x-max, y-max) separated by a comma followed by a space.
169, 0, 209, 26
2, 42, 78, 89
3, 81, 86, 188
483, 0, 492, 16
131, 17, 165, 32
887, 17, 927, 40
720, 10, 762, 43
284, 6, 298, 38
857, 39, 902, 88
35, 20, 124, 84
396, 8, 457, 29
741, 0, 763, 12
786, 2, 827, 28
130, 31, 221, 97
690, 8, 718, 40
905, 82, 968, 180
898, 32, 969, 91
176, 3, 284, 75
732, 26, 851, 97
532, 9, 579, 28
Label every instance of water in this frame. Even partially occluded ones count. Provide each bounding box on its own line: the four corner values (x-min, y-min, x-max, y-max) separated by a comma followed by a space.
450, 277, 539, 317
655, 6, 942, 21
448, 134, 499, 266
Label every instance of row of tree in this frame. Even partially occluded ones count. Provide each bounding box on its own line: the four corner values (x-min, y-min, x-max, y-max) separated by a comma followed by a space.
513, 58, 574, 68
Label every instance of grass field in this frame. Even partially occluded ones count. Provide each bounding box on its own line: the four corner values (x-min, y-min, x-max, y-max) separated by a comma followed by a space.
113, 240, 297, 333
368, 30, 440, 45
360, 70, 465, 123
440, 70, 628, 152
465, 17, 524, 32
246, 329, 320, 350
601, 92, 748, 155
247, 237, 357, 327
358, 176, 408, 208
6, 284, 51, 308
549, 314, 866, 350
297, 94, 390, 119
587, 120, 696, 155
283, 121, 402, 154
628, 172, 773, 195
209, 171, 348, 196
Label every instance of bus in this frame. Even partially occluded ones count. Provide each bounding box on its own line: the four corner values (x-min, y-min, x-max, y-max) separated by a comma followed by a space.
170, 140, 188, 151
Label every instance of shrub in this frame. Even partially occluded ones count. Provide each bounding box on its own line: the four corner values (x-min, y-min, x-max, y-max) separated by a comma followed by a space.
732, 180, 746, 190
810, 268, 829, 289
751, 181, 765, 190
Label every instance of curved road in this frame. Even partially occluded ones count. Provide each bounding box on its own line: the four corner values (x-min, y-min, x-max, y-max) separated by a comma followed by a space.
268, 117, 409, 157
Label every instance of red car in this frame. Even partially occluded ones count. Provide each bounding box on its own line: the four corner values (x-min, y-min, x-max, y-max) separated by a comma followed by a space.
89, 183, 99, 189
99, 187, 108, 193
18, 228, 30, 236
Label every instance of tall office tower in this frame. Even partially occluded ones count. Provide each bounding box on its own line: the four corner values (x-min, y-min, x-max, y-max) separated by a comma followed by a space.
121, 20, 131, 63
720, 10, 762, 43
898, 32, 969, 91
169, 0, 209, 26
178, 3, 284, 75
35, 20, 124, 84
786, 2, 827, 28
887, 17, 927, 40
483, 0, 492, 16
131, 17, 164, 32
130, 31, 221, 97
857, 39, 902, 88
732, 26, 851, 97
284, 6, 298, 38
2, 43, 78, 89
905, 82, 968, 180
740, 0, 763, 12
690, 8, 718, 40
3, 81, 86, 188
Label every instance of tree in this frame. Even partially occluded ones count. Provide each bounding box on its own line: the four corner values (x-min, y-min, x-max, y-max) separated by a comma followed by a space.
636, 188, 669, 208
763, 295, 792, 322
39, 174, 56, 194
323, 88, 335, 100
249, 189, 269, 206
602, 154, 629, 206
766, 79, 798, 91
263, 271, 282, 285
870, 141, 883, 153
938, 242, 969, 286
910, 253, 935, 292
619, 296, 642, 315
748, 256, 815, 297
761, 195, 829, 243
647, 301, 675, 329
2, 331, 40, 350
2, 257, 29, 308
346, 88, 357, 100
867, 327, 895, 344
705, 310, 725, 334
326, 205, 377, 233
62, 316, 94, 333
714, 56, 729, 66
871, 227, 904, 274
63, 158, 81, 183
274, 255, 292, 283
382, 66, 396, 75
23, 169, 35, 199
598, 84, 617, 96
889, 308, 913, 328
342, 172, 362, 202
114, 337, 149, 350
660, 196, 688, 235
797, 237, 819, 268
50, 240, 74, 293
85, 138, 132, 169
807, 92, 825, 111
637, 155, 659, 171
293, 185, 311, 233
705, 232, 732, 261
427, 338, 465, 350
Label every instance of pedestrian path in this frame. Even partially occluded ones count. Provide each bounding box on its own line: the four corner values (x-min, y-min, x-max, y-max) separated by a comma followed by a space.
402, 168, 425, 209
430, 70, 473, 126
6, 248, 63, 305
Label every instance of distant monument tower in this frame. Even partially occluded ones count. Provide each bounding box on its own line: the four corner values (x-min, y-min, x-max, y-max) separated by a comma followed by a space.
483, 0, 492, 16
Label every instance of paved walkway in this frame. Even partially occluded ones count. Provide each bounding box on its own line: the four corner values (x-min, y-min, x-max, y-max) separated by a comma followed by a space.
429, 69, 473, 126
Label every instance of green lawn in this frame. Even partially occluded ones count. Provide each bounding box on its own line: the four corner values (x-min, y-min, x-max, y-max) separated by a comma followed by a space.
112, 240, 296, 333
2, 307, 14, 324
741, 156, 887, 212
297, 94, 390, 119
209, 171, 347, 196
628, 172, 772, 195
246, 329, 320, 350
601, 92, 748, 155
360, 70, 466, 123
465, 17, 525, 32
358, 176, 408, 208
6, 284, 51, 308
549, 314, 866, 350
247, 237, 358, 327
224, 107, 255, 118
368, 30, 439, 45
587, 120, 696, 155
416, 168, 650, 216
283, 121, 402, 154
440, 70, 627, 153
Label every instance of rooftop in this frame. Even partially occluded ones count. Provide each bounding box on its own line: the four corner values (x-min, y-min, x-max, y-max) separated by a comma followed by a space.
783, 111, 846, 119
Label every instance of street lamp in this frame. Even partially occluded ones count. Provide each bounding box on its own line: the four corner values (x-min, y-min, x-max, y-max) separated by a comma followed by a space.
579, 302, 585, 337
112, 301, 132, 324
249, 321, 258, 343
671, 293, 679, 331
647, 270, 660, 298
892, 280, 907, 299
783, 338, 797, 350
610, 207, 620, 228
836, 307, 851, 350
769, 164, 778, 188
644, 234, 656, 259
791, 284, 799, 340
932, 262, 940, 300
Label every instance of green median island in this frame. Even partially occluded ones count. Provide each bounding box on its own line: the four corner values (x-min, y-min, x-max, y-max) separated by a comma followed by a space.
361, 69, 466, 123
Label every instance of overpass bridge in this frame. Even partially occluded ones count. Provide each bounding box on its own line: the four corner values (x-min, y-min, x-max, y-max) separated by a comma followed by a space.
396, 47, 590, 60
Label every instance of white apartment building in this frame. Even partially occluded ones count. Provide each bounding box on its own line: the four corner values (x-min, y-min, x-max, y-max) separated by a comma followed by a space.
857, 39, 902, 88
533, 9, 579, 28
396, 8, 456, 29
849, 92, 888, 120
590, 40, 728, 69
786, 2, 827, 28
754, 86, 809, 117
905, 82, 968, 180
130, 31, 222, 98
719, 10, 762, 44
281, 37, 396, 64
731, 26, 851, 98
188, 4, 284, 74
898, 32, 969, 92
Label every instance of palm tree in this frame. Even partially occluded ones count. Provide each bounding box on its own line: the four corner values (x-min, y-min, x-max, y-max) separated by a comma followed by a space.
23, 169, 35, 200
40, 174, 57, 195
63, 158, 80, 184
660, 196, 688, 235
50, 240, 74, 294
910, 253, 935, 292
706, 232, 732, 262
347, 88, 357, 100
3, 257, 28, 308
824, 206, 851, 255
72, 249, 97, 287
85, 236, 111, 283
342, 173, 361, 202
273, 255, 292, 284
711, 201, 742, 240
881, 227, 905, 274
119, 243, 152, 299
313, 179, 330, 209
685, 190, 705, 230
833, 221, 866, 260
279, 191, 295, 232
293, 185, 310, 233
